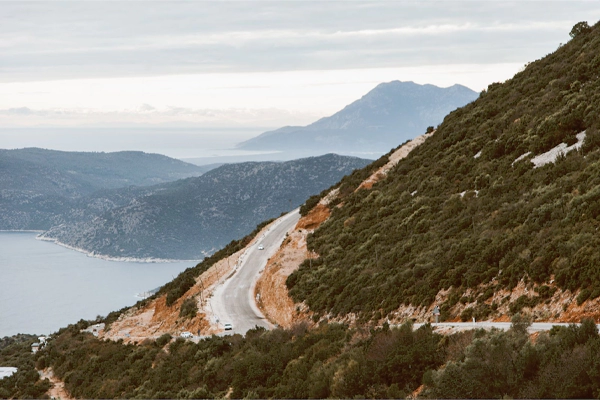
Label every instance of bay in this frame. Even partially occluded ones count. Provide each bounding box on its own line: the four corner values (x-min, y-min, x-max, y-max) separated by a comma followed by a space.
0, 232, 194, 337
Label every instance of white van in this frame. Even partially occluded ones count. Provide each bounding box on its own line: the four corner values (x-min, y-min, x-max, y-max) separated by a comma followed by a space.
180, 331, 193, 338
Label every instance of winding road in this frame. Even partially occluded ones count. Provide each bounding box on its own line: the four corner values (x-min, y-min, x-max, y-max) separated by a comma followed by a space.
209, 209, 300, 335
205, 207, 591, 337
413, 321, 600, 333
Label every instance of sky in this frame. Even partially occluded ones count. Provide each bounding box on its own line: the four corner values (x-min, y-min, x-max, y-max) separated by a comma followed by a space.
1, 1, 599, 149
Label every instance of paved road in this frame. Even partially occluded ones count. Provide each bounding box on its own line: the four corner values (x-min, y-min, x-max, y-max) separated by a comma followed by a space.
413, 321, 600, 333
209, 209, 301, 335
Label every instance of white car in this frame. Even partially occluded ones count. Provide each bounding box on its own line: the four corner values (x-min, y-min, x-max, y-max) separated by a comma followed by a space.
258, 245, 264, 250
180, 331, 193, 338
224, 323, 233, 331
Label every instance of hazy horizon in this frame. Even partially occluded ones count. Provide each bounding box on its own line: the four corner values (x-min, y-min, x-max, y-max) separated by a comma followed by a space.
2, 2, 600, 160
0, 126, 270, 160
2, 2, 599, 132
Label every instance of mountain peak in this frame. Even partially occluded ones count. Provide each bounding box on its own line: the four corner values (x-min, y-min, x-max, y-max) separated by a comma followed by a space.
237, 81, 478, 155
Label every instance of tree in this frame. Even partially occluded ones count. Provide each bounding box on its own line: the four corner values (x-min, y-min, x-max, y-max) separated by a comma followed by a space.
570, 21, 591, 39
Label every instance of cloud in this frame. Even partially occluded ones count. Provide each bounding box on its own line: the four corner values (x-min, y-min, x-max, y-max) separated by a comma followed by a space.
0, 1, 598, 128
0, 2, 598, 83
138, 104, 156, 112
6, 107, 34, 115
0, 106, 321, 128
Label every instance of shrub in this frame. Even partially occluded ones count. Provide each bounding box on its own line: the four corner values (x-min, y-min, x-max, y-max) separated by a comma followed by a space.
576, 288, 591, 305
156, 333, 172, 347
179, 297, 198, 319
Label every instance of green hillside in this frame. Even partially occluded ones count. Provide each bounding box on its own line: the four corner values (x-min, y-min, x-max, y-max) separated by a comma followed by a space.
40, 154, 370, 259
287, 21, 600, 321
0, 148, 207, 230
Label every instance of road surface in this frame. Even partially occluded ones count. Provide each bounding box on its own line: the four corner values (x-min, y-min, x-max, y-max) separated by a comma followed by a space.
413, 321, 600, 333
209, 209, 301, 335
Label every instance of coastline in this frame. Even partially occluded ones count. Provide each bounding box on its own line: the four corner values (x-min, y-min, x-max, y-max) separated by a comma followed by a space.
0, 229, 45, 233
35, 235, 201, 264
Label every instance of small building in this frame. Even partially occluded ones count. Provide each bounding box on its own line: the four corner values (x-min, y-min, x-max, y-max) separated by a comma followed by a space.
31, 343, 40, 354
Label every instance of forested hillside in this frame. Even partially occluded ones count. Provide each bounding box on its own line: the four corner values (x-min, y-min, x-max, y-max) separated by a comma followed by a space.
22, 317, 600, 399
288, 21, 600, 322
0, 149, 207, 230
40, 154, 370, 259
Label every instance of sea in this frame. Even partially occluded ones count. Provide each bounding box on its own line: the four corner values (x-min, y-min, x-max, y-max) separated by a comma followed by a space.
0, 126, 269, 160
0, 232, 194, 337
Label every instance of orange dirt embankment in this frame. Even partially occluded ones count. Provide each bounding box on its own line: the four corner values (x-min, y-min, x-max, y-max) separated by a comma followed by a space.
255, 204, 330, 328
383, 276, 600, 325
255, 133, 437, 328
99, 249, 243, 343
99, 221, 278, 343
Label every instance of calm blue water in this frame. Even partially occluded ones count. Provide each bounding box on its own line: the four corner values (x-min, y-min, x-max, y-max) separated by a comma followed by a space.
0, 127, 266, 159
0, 232, 194, 337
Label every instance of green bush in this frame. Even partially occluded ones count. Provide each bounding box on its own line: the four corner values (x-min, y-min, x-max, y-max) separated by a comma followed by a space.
179, 297, 198, 319
156, 333, 172, 347
576, 288, 591, 305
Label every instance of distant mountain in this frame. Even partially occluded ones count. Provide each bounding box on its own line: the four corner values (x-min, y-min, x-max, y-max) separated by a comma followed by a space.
0, 148, 207, 230
40, 154, 371, 259
237, 81, 478, 155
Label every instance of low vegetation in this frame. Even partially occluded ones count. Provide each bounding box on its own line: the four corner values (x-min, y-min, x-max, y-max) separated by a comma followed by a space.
424, 317, 600, 398
299, 152, 391, 217
11, 315, 595, 399
42, 321, 443, 398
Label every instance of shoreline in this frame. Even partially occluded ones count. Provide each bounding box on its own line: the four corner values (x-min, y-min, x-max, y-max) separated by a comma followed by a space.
35, 235, 201, 264
0, 229, 45, 233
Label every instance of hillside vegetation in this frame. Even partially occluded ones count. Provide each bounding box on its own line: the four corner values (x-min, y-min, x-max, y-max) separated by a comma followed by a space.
32, 317, 600, 399
288, 21, 600, 322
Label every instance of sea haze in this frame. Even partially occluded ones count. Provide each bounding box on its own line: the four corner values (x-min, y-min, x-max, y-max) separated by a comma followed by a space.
0, 127, 271, 160
0, 232, 192, 337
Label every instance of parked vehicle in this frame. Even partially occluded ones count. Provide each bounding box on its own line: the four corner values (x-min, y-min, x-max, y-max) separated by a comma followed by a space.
224, 323, 233, 331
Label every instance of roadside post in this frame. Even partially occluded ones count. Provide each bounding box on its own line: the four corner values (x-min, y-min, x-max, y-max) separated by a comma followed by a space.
432, 305, 440, 323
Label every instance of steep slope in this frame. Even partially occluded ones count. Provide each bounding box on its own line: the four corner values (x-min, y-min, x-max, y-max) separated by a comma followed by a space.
237, 81, 478, 154
0, 149, 207, 230
256, 132, 434, 328
287, 21, 600, 323
40, 154, 370, 259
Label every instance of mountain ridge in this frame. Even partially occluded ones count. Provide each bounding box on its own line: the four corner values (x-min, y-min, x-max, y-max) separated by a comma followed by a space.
39, 154, 371, 259
0, 148, 208, 230
237, 81, 478, 154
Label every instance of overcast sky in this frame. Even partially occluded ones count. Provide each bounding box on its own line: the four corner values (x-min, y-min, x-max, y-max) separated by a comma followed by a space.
1, 1, 599, 129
